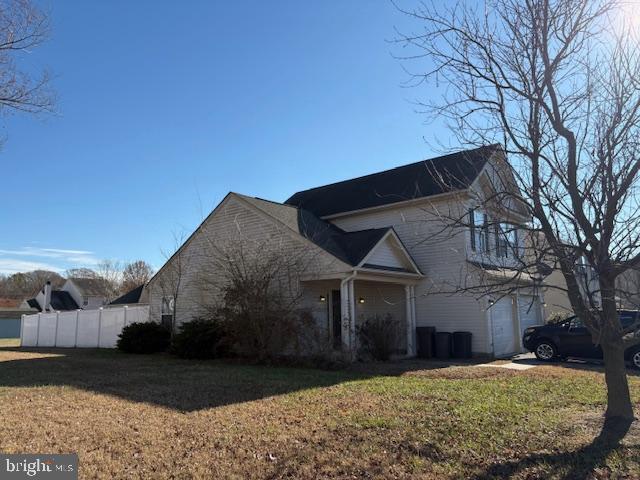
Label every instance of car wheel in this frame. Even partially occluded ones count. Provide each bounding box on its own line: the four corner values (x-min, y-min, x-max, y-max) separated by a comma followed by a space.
631, 349, 640, 370
534, 341, 557, 361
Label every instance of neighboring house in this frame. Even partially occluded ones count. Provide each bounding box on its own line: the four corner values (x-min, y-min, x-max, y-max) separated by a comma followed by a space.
147, 145, 544, 358
23, 277, 110, 312
108, 285, 147, 307
63, 278, 110, 309
543, 262, 640, 318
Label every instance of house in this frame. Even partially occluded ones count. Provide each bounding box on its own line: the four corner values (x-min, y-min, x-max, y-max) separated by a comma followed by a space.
147, 145, 544, 358
108, 284, 146, 307
23, 277, 110, 312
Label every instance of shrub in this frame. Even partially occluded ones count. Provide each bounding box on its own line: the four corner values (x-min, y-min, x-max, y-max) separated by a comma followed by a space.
357, 314, 400, 361
117, 322, 170, 354
170, 317, 229, 359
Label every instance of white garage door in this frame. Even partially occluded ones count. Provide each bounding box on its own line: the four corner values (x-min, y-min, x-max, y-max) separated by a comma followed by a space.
518, 295, 542, 335
491, 296, 516, 357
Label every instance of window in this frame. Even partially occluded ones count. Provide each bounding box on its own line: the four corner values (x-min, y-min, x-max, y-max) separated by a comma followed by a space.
496, 223, 518, 258
83, 296, 89, 306
469, 208, 489, 253
570, 317, 585, 329
161, 296, 175, 330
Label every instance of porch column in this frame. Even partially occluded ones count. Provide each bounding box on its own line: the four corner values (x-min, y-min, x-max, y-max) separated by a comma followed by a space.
340, 278, 356, 358
405, 285, 417, 356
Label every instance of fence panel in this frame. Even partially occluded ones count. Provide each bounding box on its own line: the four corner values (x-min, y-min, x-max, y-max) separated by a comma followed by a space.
20, 305, 151, 348
55, 312, 78, 347
99, 308, 125, 348
37, 313, 58, 347
21, 314, 39, 347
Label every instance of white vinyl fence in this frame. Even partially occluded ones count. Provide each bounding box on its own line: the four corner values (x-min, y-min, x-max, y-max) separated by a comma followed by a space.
20, 305, 150, 348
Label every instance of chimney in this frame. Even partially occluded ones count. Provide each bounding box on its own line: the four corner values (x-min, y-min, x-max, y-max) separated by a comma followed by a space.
43, 281, 52, 311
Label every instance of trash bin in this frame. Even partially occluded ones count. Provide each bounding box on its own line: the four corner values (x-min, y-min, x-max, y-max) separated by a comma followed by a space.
452, 331, 473, 358
416, 326, 435, 358
435, 332, 452, 359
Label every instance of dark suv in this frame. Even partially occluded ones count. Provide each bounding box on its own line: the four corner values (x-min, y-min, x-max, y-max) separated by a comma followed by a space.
522, 310, 640, 369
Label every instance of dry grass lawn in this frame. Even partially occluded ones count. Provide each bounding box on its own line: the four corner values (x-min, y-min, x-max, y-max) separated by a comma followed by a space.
0, 348, 639, 479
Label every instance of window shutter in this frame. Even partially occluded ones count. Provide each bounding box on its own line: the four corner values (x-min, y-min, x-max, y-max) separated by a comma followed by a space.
469, 209, 476, 251
483, 214, 489, 253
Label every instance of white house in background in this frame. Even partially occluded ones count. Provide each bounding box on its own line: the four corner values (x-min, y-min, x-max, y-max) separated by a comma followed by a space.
62, 277, 110, 309
147, 145, 545, 359
23, 277, 110, 312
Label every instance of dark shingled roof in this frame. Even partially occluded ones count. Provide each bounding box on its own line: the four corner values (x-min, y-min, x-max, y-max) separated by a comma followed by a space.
51, 291, 79, 311
285, 144, 500, 217
110, 285, 144, 305
26, 291, 79, 312
68, 277, 110, 297
239, 195, 393, 267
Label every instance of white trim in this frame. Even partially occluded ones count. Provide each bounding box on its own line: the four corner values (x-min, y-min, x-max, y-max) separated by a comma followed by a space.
320, 190, 467, 220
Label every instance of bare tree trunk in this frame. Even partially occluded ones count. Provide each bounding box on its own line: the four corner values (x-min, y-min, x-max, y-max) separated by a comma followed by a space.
602, 342, 634, 420
600, 277, 634, 421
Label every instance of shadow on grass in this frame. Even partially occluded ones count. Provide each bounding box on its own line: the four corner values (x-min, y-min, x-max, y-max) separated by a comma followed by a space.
472, 417, 636, 480
0, 347, 467, 412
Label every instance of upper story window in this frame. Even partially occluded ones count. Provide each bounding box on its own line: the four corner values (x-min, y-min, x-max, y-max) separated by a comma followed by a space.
496, 222, 518, 258
83, 296, 89, 306
469, 208, 489, 253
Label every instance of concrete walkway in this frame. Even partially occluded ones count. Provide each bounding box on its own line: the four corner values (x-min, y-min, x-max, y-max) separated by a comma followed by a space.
476, 353, 540, 370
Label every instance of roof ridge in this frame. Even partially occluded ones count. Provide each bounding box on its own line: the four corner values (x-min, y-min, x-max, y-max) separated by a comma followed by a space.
287, 144, 499, 197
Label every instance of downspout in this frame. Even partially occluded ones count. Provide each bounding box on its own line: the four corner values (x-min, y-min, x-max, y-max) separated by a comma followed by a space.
340, 270, 357, 356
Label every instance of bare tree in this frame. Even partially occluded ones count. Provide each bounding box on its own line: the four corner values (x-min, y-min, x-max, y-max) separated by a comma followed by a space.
95, 259, 122, 301
0, 0, 53, 138
64, 267, 98, 279
158, 231, 188, 335
396, 0, 640, 423
121, 260, 154, 293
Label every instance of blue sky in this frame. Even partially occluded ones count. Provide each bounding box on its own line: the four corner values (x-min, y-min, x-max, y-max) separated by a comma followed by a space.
1, 0, 451, 275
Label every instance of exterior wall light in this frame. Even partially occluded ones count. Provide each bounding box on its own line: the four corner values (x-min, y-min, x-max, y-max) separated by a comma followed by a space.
488, 299, 495, 306
358, 297, 365, 304
319, 295, 326, 302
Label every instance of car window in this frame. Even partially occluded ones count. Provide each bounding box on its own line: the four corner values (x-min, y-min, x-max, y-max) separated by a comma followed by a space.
570, 317, 585, 329
620, 313, 640, 329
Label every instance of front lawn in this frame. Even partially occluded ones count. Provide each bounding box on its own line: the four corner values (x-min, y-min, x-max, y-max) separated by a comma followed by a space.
0, 349, 638, 479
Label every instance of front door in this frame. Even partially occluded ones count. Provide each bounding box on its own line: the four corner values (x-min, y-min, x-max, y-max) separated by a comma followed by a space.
331, 289, 341, 348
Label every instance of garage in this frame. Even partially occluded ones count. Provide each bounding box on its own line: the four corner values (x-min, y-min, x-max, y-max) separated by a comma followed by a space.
490, 296, 516, 357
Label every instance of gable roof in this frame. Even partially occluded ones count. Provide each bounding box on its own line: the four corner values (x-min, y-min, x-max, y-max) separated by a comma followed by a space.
285, 144, 501, 217
110, 285, 144, 305
238, 194, 393, 267
67, 277, 110, 297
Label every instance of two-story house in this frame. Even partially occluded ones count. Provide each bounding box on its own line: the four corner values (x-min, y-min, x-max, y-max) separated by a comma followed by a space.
146, 145, 544, 358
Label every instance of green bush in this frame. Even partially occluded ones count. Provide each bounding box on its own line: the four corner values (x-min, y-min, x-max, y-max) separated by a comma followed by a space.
170, 317, 229, 359
357, 314, 400, 361
117, 322, 170, 354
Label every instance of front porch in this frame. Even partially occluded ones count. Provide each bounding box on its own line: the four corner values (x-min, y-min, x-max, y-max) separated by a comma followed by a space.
302, 272, 419, 360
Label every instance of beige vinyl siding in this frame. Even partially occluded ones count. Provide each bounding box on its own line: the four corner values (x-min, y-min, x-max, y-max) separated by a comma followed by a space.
330, 197, 492, 354
353, 280, 407, 351
147, 194, 351, 329
364, 237, 409, 269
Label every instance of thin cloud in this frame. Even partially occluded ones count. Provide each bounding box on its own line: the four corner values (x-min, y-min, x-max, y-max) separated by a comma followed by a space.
0, 259, 63, 275
0, 246, 101, 274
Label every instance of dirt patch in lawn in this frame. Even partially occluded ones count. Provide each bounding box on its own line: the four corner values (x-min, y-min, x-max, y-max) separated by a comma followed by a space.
0, 348, 638, 479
